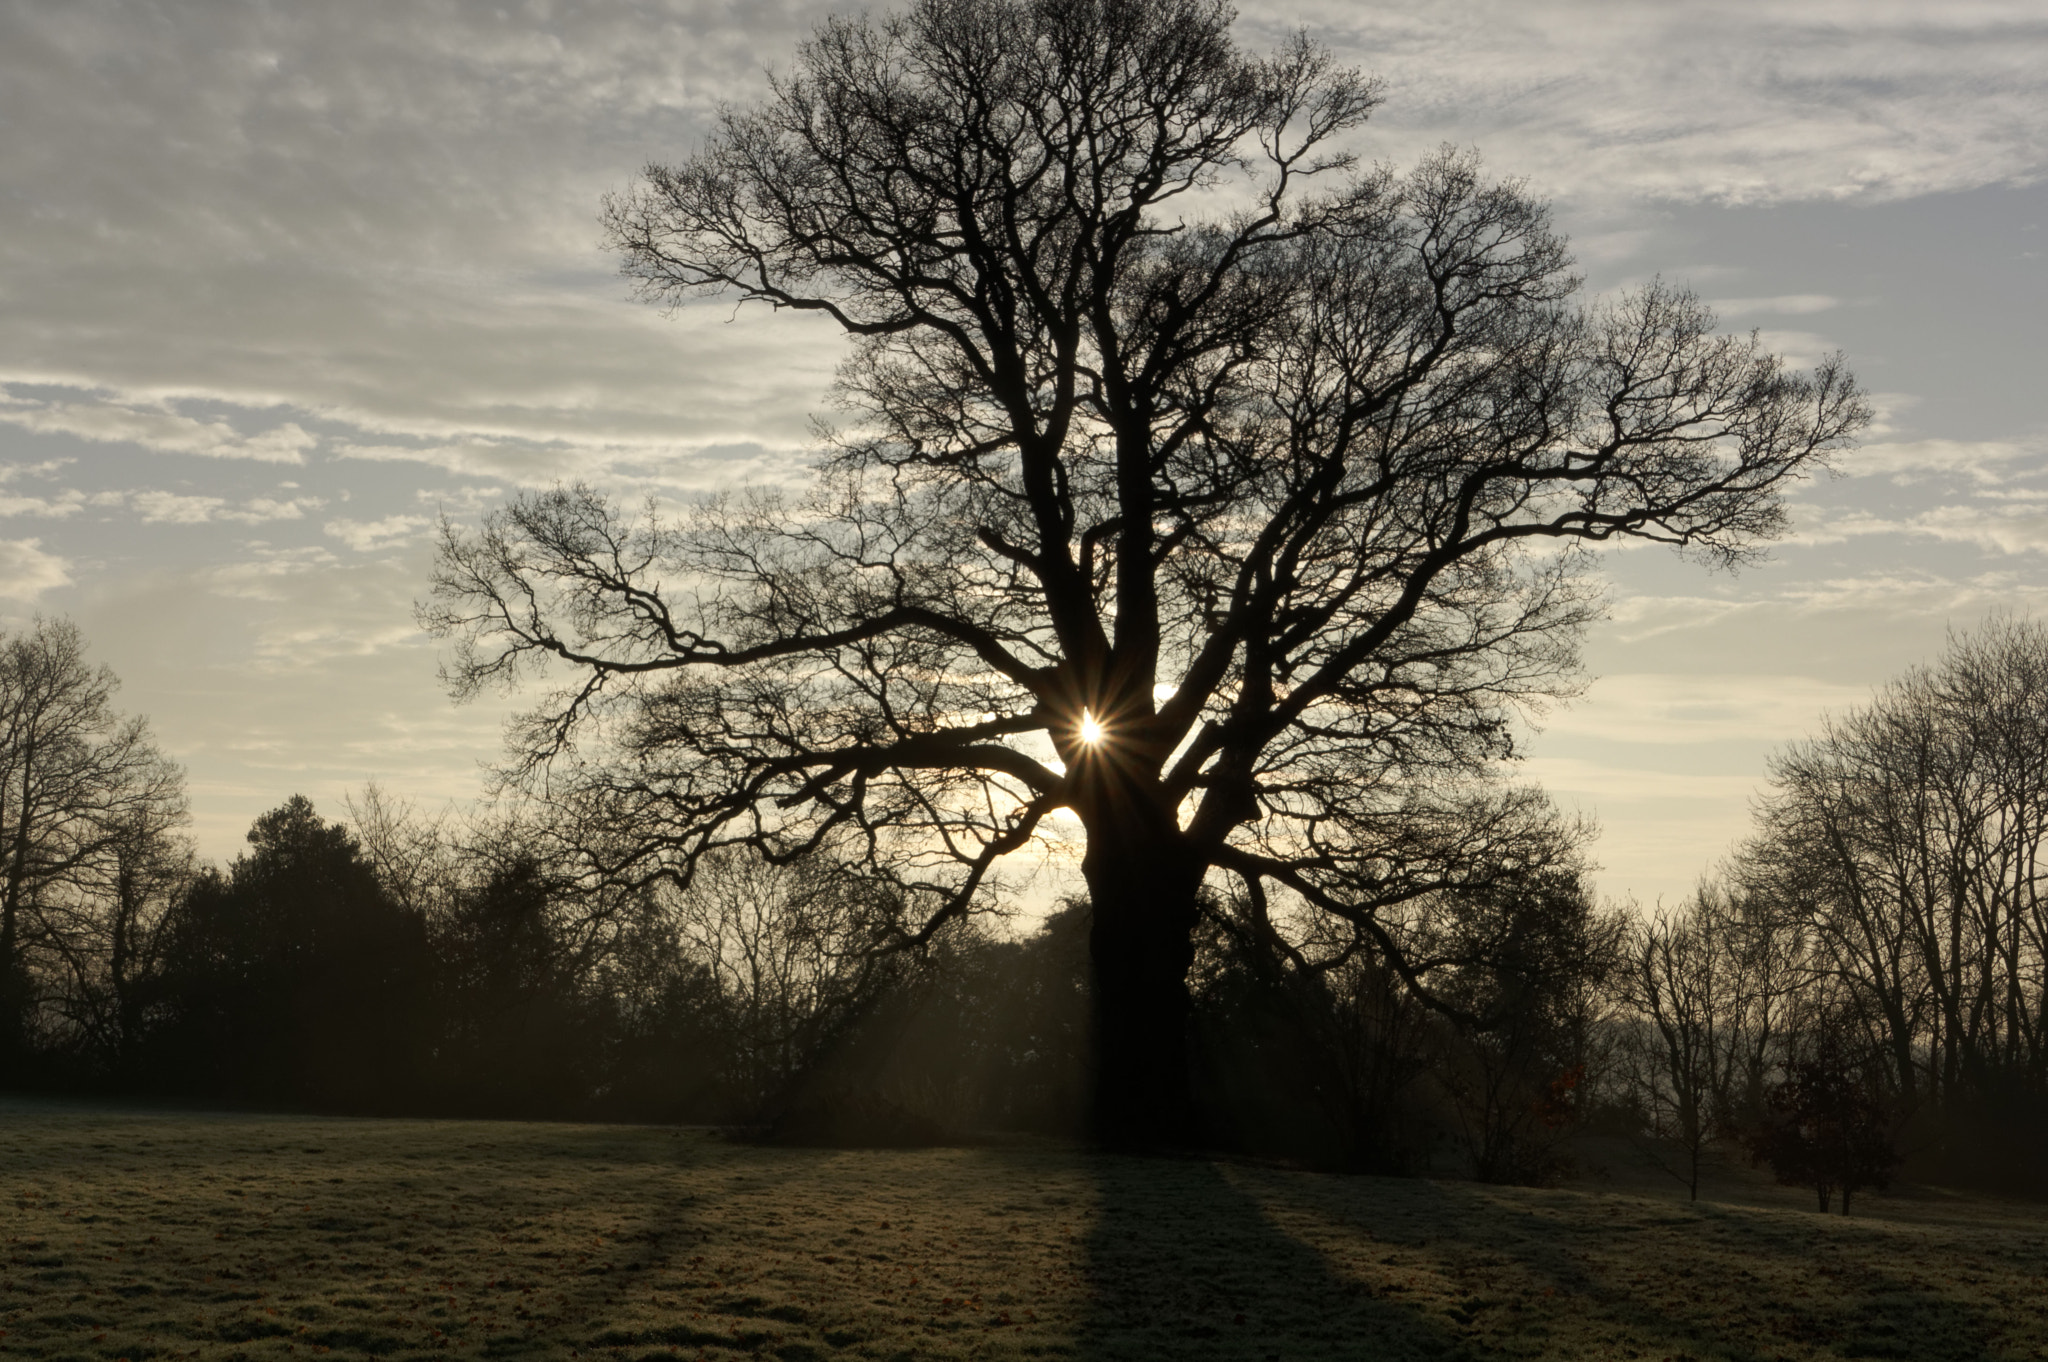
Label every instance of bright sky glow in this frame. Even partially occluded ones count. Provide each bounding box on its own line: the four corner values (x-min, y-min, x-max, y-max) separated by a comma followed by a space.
1, 1, 2044, 909
1080, 711, 1105, 746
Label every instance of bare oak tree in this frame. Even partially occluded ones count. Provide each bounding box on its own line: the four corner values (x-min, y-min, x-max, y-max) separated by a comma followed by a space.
425, 0, 1867, 1143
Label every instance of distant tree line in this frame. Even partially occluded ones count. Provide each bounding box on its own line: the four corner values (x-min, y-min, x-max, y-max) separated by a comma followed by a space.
1613, 617, 2048, 1205
0, 613, 1099, 1131
7, 615, 2046, 1203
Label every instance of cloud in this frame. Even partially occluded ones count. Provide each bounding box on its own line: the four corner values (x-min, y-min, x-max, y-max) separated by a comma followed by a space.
1789, 500, 2048, 557
0, 460, 89, 517
1839, 438, 2041, 485
0, 377, 816, 498
0, 2, 847, 460
128, 490, 318, 525
1709, 294, 1842, 317
2, 0, 2037, 482
414, 484, 508, 512
1606, 594, 1759, 642
325, 515, 434, 552
1522, 754, 1767, 805
1786, 508, 1916, 547
201, 546, 344, 601
192, 542, 441, 672
1542, 672, 1871, 746
1252, 0, 2048, 207
233, 496, 317, 523
328, 430, 815, 490
0, 389, 317, 463
1909, 503, 2048, 556
1746, 328, 1840, 371
0, 538, 73, 601
0, 458, 72, 482
329, 438, 613, 483
130, 492, 224, 525
0, 489, 86, 518
72, 555, 520, 861
1770, 566, 2048, 617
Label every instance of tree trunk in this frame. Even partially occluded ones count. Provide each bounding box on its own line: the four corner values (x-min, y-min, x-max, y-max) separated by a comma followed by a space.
1082, 829, 1204, 1150
0, 896, 19, 1069
110, 863, 143, 1075
0, 760, 27, 1064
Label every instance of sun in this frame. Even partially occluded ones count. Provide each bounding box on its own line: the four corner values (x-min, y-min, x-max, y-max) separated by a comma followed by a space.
1079, 709, 1104, 745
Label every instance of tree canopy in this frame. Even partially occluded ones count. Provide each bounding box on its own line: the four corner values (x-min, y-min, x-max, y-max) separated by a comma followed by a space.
425, 0, 1867, 1144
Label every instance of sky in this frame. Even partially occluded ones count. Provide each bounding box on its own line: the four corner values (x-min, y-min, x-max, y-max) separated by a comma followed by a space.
2, 0, 2045, 910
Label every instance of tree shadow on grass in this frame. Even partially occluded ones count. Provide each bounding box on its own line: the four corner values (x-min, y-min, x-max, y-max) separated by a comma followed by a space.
1074, 1153, 1470, 1362
1235, 1169, 2019, 1362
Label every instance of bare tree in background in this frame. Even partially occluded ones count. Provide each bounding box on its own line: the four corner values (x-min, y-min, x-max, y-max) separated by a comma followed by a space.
1712, 875, 1807, 1123
0, 618, 186, 1068
346, 783, 462, 923
425, 0, 1867, 1144
1749, 617, 2048, 1169
666, 847, 901, 1115
1617, 893, 1731, 1199
1427, 866, 1623, 1182
1609, 874, 1812, 1198
44, 808, 195, 1074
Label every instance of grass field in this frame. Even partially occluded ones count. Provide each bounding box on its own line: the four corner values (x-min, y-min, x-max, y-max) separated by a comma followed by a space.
6, 1097, 2048, 1361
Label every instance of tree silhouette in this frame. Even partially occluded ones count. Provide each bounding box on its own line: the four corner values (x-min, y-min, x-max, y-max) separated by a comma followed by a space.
425, 0, 1868, 1145
1617, 894, 1736, 1200
1749, 616, 2048, 1167
0, 618, 184, 1074
1746, 1029, 1901, 1214
1428, 867, 1622, 1182
153, 796, 431, 1106
432, 854, 596, 1114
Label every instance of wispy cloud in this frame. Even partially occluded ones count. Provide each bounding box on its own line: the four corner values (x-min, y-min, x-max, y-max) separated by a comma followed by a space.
1267, 0, 2048, 207
1910, 503, 2048, 555
1783, 507, 1909, 547
127, 490, 320, 525
413, 484, 508, 512
1543, 672, 1871, 746
195, 546, 440, 671
324, 515, 434, 553
1841, 438, 2039, 484
1522, 754, 1768, 805
0, 489, 86, 518
1790, 501, 2048, 556
200, 546, 344, 602
1709, 294, 1842, 317
0, 388, 317, 463
1775, 567, 2048, 615
0, 459, 73, 482
0, 538, 73, 601
1746, 328, 1840, 371
1606, 594, 1759, 642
